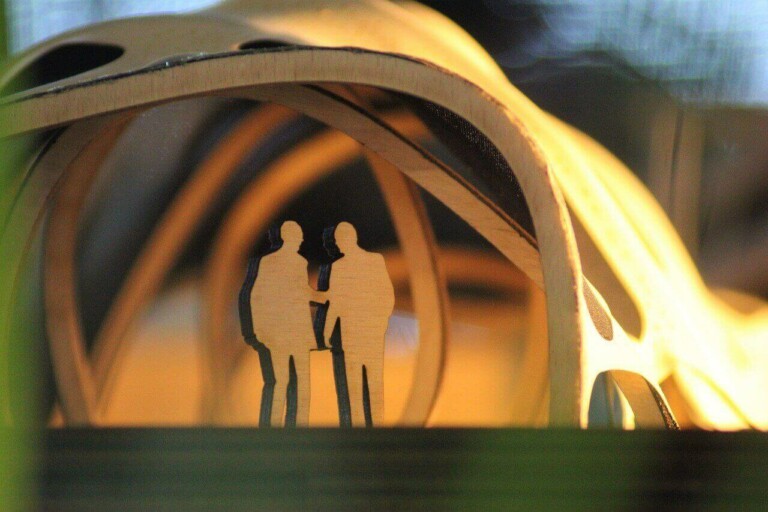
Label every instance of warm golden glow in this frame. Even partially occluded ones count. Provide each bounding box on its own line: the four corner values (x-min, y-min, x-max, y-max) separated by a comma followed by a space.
88, 249, 549, 427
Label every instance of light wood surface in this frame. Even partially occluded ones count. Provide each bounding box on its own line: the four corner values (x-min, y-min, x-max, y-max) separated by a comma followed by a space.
247, 221, 317, 426
39, 104, 301, 424
0, 2, 669, 428
317, 222, 395, 426
39, 105, 451, 427
2, 0, 766, 429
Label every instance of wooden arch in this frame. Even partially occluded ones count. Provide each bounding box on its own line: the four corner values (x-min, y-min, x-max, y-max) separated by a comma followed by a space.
4, 0, 765, 430
0, 46, 648, 428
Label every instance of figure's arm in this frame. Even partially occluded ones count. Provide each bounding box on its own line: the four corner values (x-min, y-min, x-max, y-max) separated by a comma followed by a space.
308, 285, 327, 306
323, 301, 339, 347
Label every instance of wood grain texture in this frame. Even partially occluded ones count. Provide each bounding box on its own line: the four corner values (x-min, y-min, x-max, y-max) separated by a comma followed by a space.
90, 105, 298, 418
247, 221, 317, 427
241, 220, 395, 427
43, 114, 137, 424
3, 0, 766, 429
38, 101, 451, 427
41, 105, 300, 425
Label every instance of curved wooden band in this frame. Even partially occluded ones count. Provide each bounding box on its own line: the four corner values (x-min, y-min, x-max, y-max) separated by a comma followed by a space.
1, 47, 677, 428
0, 114, 138, 425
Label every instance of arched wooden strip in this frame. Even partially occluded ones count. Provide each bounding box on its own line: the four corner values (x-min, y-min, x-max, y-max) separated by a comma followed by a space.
17, 0, 768, 429
0, 139, 58, 424
1, 47, 589, 427
551, 117, 768, 428
382, 247, 528, 297
39, 97, 450, 427
0, 119, 117, 424
89, 105, 298, 418
5, 0, 765, 426
36, 103, 449, 427
39, 105, 297, 425
43, 114, 137, 424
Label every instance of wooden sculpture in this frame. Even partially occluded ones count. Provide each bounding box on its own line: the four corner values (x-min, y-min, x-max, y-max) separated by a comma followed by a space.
241, 221, 394, 427
1, 0, 767, 430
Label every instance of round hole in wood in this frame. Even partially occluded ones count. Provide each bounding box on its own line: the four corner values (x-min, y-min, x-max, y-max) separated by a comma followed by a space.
2, 43, 124, 96
238, 40, 293, 51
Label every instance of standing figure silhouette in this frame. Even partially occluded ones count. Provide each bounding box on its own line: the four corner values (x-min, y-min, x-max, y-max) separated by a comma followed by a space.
322, 222, 395, 426
242, 221, 316, 426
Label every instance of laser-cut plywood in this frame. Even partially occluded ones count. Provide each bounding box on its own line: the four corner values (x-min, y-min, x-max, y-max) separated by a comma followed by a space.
1, 0, 767, 430
241, 221, 394, 427
245, 221, 317, 427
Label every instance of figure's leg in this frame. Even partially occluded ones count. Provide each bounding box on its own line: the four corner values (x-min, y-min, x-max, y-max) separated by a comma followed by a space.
345, 354, 366, 427
270, 349, 290, 427
293, 353, 311, 426
285, 356, 298, 427
255, 344, 276, 428
364, 357, 385, 426
330, 344, 351, 427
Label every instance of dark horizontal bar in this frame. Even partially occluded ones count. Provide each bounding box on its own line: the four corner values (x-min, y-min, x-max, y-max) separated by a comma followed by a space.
28, 428, 768, 511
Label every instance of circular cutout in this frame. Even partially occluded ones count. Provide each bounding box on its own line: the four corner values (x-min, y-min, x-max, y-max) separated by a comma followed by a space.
238, 40, 293, 51
2, 43, 124, 96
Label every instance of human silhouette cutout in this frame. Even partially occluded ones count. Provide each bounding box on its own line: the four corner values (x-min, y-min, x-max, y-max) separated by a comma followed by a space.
242, 221, 316, 427
321, 222, 394, 426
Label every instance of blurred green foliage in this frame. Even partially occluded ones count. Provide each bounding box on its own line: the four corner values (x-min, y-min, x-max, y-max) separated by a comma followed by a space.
0, 1, 33, 509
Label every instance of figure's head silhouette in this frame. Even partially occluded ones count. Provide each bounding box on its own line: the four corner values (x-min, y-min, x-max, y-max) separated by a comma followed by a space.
277, 220, 303, 251
334, 222, 358, 252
